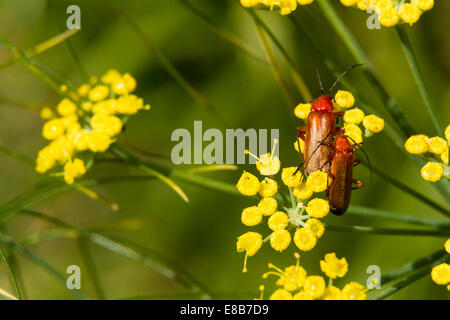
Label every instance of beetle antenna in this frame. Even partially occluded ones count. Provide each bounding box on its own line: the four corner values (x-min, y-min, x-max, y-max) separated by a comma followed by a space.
328, 64, 363, 95
316, 67, 324, 94
347, 135, 373, 185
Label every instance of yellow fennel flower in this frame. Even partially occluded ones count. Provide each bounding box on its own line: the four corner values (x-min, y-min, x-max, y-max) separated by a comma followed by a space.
431, 263, 450, 285
323, 286, 341, 300
264, 254, 307, 291
281, 167, 303, 188
420, 162, 444, 182
236, 171, 260, 196
236, 232, 263, 273
116, 95, 146, 114
305, 198, 330, 218
42, 119, 65, 140
320, 253, 349, 279
87, 131, 113, 153
399, 3, 421, 25
294, 139, 305, 154
90, 114, 123, 137
112, 73, 137, 95
294, 227, 317, 251
343, 108, 365, 125
405, 135, 429, 154
293, 184, 314, 200
101, 69, 121, 84
427, 137, 448, 155
363, 114, 384, 136
63, 158, 86, 184
411, 0, 433, 11
268, 211, 289, 231
40, 107, 54, 120
379, 7, 399, 27
241, 206, 263, 226
304, 218, 325, 238
270, 229, 291, 252
334, 90, 355, 109
356, 0, 377, 11
294, 103, 311, 120
247, 139, 281, 176
89, 85, 110, 102
269, 288, 292, 300
259, 178, 278, 198
57, 99, 77, 116
240, 0, 259, 8
445, 124, 450, 141
305, 170, 328, 193
341, 282, 367, 300
445, 238, 450, 254
340, 0, 358, 7
303, 275, 326, 299
343, 123, 363, 145
36, 146, 56, 173
258, 197, 277, 216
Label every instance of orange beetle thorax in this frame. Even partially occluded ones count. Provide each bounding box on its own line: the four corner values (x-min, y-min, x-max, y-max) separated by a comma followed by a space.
335, 136, 353, 153
311, 95, 333, 113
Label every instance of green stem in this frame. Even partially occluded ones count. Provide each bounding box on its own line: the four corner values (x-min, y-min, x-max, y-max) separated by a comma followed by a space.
325, 224, 450, 237
114, 5, 227, 128
0, 249, 23, 299
19, 210, 212, 299
395, 25, 443, 135
255, 20, 296, 111
371, 253, 449, 300
77, 238, 106, 300
347, 205, 450, 229
249, 10, 312, 101
178, 0, 266, 63
0, 232, 91, 299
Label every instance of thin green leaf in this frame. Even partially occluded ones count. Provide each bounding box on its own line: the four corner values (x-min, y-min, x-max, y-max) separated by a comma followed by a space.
324, 224, 450, 237
0, 249, 23, 299
19, 210, 211, 299
248, 10, 312, 101
77, 238, 106, 300
347, 205, 450, 229
114, 5, 227, 127
395, 25, 443, 135
371, 252, 449, 300
255, 20, 296, 111
0, 29, 79, 69
0, 288, 18, 300
362, 164, 450, 217
178, 0, 266, 63
0, 231, 90, 299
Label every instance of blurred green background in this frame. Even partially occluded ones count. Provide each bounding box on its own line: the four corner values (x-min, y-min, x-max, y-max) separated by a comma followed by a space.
0, 0, 449, 299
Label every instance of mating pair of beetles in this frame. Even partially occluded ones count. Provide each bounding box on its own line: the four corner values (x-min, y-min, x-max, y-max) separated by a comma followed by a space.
296, 64, 368, 216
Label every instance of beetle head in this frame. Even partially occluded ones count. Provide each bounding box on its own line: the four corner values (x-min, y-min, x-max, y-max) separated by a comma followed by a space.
311, 95, 333, 113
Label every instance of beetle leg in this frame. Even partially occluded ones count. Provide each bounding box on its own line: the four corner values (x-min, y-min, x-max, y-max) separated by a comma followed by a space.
353, 159, 361, 167
297, 126, 307, 141
333, 111, 344, 117
352, 179, 364, 190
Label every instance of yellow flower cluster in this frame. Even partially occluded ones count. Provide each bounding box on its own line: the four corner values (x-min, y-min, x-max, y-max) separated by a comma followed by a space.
430, 238, 450, 290
240, 0, 314, 15
404, 124, 450, 182
36, 69, 151, 184
294, 90, 384, 147
236, 150, 331, 272
339, 0, 434, 27
257, 252, 367, 300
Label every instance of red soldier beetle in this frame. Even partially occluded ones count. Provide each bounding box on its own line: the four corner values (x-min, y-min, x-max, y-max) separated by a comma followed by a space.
326, 133, 367, 215
296, 64, 362, 176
